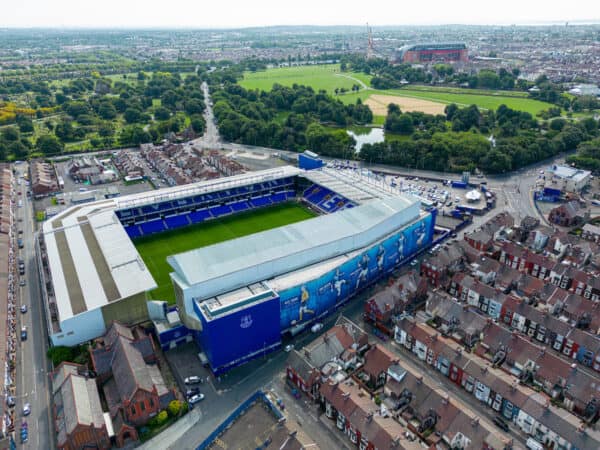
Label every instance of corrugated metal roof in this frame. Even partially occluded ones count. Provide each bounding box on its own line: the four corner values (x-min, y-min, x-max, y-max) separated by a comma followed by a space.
168, 196, 419, 288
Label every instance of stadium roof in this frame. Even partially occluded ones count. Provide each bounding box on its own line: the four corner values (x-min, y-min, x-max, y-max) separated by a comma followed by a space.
116, 165, 301, 210
42, 165, 302, 325
304, 167, 399, 204
399, 42, 467, 52
168, 196, 420, 297
43, 208, 157, 322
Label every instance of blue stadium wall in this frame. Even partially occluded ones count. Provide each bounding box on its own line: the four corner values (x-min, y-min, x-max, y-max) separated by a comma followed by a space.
279, 211, 436, 331
194, 294, 282, 375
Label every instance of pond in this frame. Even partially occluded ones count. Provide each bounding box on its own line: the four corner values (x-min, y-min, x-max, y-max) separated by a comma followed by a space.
347, 127, 385, 152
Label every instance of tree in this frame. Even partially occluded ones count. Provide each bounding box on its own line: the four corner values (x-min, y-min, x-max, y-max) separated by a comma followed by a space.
97, 102, 117, 120
8, 141, 28, 159
16, 115, 34, 133
190, 115, 205, 134
47, 346, 74, 366
124, 108, 142, 124
2, 126, 20, 142
549, 118, 566, 132
37, 135, 64, 155
154, 107, 171, 121
167, 400, 182, 417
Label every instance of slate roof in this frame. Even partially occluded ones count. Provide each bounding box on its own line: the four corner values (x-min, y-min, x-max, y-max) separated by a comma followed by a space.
52, 363, 105, 447
90, 322, 168, 408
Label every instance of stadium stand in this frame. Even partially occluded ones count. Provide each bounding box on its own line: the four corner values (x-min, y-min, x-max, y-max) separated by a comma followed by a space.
302, 184, 354, 214
165, 214, 190, 230
140, 218, 166, 235
120, 177, 305, 239
189, 209, 211, 224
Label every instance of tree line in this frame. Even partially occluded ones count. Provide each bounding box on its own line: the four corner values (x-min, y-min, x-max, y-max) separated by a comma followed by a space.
360, 103, 598, 174
210, 82, 372, 158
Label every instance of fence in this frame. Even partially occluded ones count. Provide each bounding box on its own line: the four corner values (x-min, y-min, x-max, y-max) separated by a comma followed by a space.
195, 390, 283, 450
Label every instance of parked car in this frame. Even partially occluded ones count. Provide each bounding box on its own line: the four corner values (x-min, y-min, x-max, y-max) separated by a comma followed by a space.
311, 323, 323, 333
493, 416, 509, 432
22, 403, 31, 416
6, 395, 15, 408
188, 393, 205, 405
20, 305, 27, 314
20, 326, 27, 341
185, 387, 200, 398
184, 376, 202, 385
284, 344, 294, 352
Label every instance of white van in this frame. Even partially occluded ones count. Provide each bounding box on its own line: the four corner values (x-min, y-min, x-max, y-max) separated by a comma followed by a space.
526, 438, 544, 450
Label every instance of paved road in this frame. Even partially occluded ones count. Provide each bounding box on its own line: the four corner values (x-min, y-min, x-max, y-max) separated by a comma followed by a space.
14, 164, 53, 450
195, 82, 221, 148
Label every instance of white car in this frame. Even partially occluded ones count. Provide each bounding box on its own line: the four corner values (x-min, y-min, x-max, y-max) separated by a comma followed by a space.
188, 393, 205, 404
311, 323, 323, 333
22, 403, 31, 416
184, 376, 202, 385
284, 344, 294, 352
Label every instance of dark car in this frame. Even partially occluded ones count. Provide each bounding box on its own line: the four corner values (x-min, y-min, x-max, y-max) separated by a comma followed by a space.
20, 326, 27, 341
493, 416, 509, 432
185, 387, 200, 398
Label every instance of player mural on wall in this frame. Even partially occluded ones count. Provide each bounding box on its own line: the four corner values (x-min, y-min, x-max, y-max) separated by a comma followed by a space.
355, 253, 370, 290
376, 245, 385, 271
298, 285, 315, 322
396, 232, 406, 263
415, 222, 427, 248
333, 268, 346, 297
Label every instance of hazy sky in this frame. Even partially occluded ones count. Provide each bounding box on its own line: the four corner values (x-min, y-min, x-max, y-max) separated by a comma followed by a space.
4, 0, 600, 28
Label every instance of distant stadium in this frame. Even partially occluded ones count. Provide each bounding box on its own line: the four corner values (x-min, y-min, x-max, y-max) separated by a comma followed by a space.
41, 161, 436, 374
397, 43, 468, 63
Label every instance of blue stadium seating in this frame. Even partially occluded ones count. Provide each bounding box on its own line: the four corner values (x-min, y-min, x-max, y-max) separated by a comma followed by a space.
230, 201, 250, 212
209, 205, 232, 217
189, 209, 211, 224
140, 219, 166, 235
116, 177, 299, 230
319, 195, 347, 213
174, 197, 194, 207
250, 196, 272, 208
124, 225, 142, 239
165, 214, 190, 229
271, 192, 286, 204
302, 183, 354, 213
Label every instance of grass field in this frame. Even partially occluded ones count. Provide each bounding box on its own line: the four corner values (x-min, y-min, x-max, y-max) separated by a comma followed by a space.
134, 203, 316, 303
236, 66, 553, 117
239, 64, 371, 95
338, 88, 552, 116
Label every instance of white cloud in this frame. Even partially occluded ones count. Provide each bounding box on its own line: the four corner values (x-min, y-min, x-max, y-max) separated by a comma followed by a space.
3, 0, 600, 27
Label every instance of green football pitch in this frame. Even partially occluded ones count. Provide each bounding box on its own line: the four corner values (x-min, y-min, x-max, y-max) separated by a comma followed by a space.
134, 202, 316, 304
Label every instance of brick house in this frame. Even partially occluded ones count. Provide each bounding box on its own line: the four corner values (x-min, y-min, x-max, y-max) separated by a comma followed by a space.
51, 362, 111, 450
364, 272, 427, 331
464, 229, 493, 252
582, 223, 600, 243
548, 201, 586, 227
90, 322, 175, 435
420, 244, 465, 288
286, 318, 368, 399
358, 344, 397, 391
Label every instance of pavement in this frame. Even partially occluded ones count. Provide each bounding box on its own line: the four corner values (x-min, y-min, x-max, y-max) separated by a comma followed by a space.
14, 164, 53, 450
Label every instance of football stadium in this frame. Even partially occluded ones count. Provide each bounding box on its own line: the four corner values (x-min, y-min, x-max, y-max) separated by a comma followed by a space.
397, 43, 468, 63
41, 164, 436, 374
